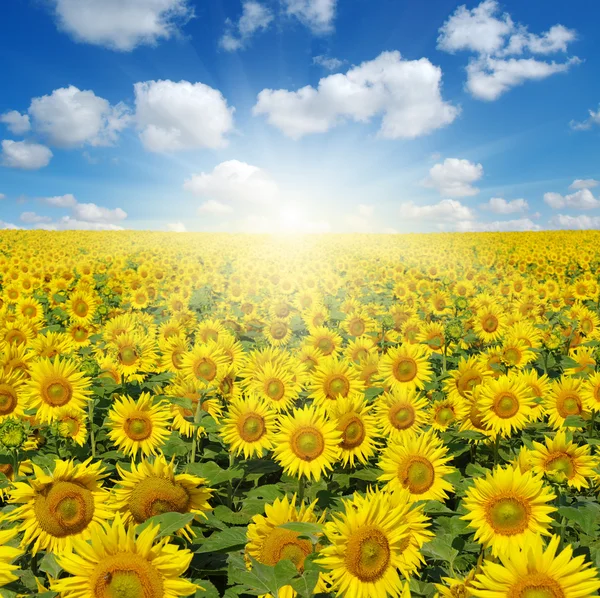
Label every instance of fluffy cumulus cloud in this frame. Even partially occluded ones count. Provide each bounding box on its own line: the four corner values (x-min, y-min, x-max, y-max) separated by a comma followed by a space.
570, 105, 600, 131
220, 1, 273, 51
167, 222, 187, 232
253, 51, 459, 140
438, 1, 579, 100
198, 200, 234, 215
486, 197, 528, 214
20, 212, 53, 224
313, 55, 344, 71
544, 189, 600, 210
0, 111, 31, 135
184, 160, 279, 206
400, 199, 475, 223
569, 179, 599, 190
282, 0, 337, 34
28, 86, 130, 148
1, 220, 20, 230
49, 0, 194, 51
550, 214, 600, 230
41, 194, 78, 208
423, 158, 483, 197
134, 80, 235, 152
457, 218, 541, 232
1, 140, 53, 170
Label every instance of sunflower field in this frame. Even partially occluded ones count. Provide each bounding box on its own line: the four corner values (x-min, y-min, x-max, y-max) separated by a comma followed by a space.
2, 229, 600, 598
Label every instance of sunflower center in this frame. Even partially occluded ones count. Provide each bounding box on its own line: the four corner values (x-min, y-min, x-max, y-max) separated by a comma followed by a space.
338, 414, 366, 449
545, 453, 574, 479
265, 379, 285, 401
73, 300, 89, 317
291, 427, 325, 461
194, 358, 217, 382
557, 393, 582, 417
326, 375, 350, 398
0, 386, 17, 415
259, 527, 312, 572
512, 573, 565, 598
458, 371, 482, 396
435, 406, 455, 426
494, 392, 519, 418
504, 348, 520, 365
34, 481, 95, 538
393, 357, 417, 383
345, 526, 390, 582
317, 338, 334, 355
237, 413, 266, 443
91, 553, 164, 598
73, 327, 88, 341
124, 416, 152, 441
482, 315, 499, 333
23, 306, 36, 318
389, 404, 415, 430
43, 380, 72, 407
270, 323, 289, 340
401, 457, 435, 494
487, 496, 530, 535
6, 329, 26, 345
120, 347, 139, 367
349, 320, 366, 336
128, 476, 190, 523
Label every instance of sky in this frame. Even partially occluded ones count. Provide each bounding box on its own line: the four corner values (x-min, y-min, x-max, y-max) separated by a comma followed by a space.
0, 0, 599, 234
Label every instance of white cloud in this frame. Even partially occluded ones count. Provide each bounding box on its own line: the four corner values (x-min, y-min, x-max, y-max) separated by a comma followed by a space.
544, 189, 600, 210
253, 51, 459, 140
0, 221, 20, 230
20, 212, 53, 224
0, 194, 5, 200
400, 199, 475, 222
313, 55, 344, 70
282, 0, 337, 34
184, 160, 279, 206
52, 216, 125, 231
42, 194, 78, 208
71, 202, 127, 223
358, 204, 374, 217
569, 179, 599, 190
466, 56, 579, 101
50, 0, 194, 51
0, 111, 31, 135
457, 218, 541, 232
198, 200, 234, 215
220, 1, 273, 51
1, 140, 53, 170
570, 105, 600, 131
134, 80, 234, 152
438, 1, 579, 100
167, 222, 187, 232
423, 158, 483, 197
29, 86, 130, 148
486, 197, 528, 214
550, 214, 600, 230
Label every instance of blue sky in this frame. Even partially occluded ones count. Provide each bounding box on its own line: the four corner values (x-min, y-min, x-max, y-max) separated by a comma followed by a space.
1, 0, 599, 233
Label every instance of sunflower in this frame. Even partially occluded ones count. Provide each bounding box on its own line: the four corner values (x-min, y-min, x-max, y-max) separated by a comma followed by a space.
308, 357, 365, 410
477, 374, 535, 438
107, 393, 172, 458
582, 372, 600, 411
461, 466, 556, 557
305, 326, 343, 357
111, 456, 212, 539
217, 332, 247, 373
344, 337, 377, 364
435, 570, 477, 598
428, 396, 468, 432
6, 458, 113, 554
374, 389, 428, 441
25, 356, 91, 423
55, 406, 88, 446
51, 514, 198, 598
65, 289, 99, 325
30, 330, 73, 359
110, 332, 158, 377
470, 535, 600, 598
0, 528, 23, 587
318, 489, 411, 598
473, 304, 507, 344
180, 341, 229, 388
529, 430, 597, 489
220, 395, 277, 458
330, 396, 379, 467
249, 361, 303, 412
500, 337, 536, 369
0, 368, 27, 423
15, 295, 45, 324
518, 368, 549, 421
2, 318, 35, 347
544, 377, 588, 429
378, 430, 455, 501
264, 319, 293, 347
341, 311, 374, 338
444, 356, 491, 403
66, 322, 95, 350
156, 334, 188, 373
379, 344, 432, 392
272, 406, 341, 481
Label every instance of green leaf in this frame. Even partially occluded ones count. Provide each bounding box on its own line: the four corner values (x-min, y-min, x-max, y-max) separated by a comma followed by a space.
563, 415, 586, 428
279, 521, 323, 540
213, 505, 257, 525
364, 387, 385, 401
349, 467, 382, 481
245, 485, 284, 501
558, 505, 600, 536
187, 461, 244, 485
196, 527, 248, 553
290, 557, 322, 598
39, 553, 62, 579
135, 512, 195, 539
228, 554, 298, 597
194, 580, 220, 598
421, 536, 459, 564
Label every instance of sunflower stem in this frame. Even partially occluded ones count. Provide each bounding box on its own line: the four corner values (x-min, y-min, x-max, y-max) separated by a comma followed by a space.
493, 436, 500, 467
589, 410, 596, 439
88, 398, 96, 459
190, 394, 204, 464
298, 476, 305, 503
442, 345, 447, 374
227, 452, 235, 509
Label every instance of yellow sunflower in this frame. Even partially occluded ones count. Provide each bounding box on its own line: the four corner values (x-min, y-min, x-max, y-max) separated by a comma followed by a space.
461, 466, 556, 557
25, 356, 91, 422
374, 388, 429, 441
318, 489, 411, 598
444, 356, 491, 403
378, 430, 455, 501
582, 372, 600, 411
544, 377, 588, 429
379, 344, 433, 392
111, 456, 212, 539
308, 357, 365, 410
428, 396, 468, 432
330, 396, 379, 467
473, 304, 507, 344
0, 528, 23, 587
6, 458, 113, 554
273, 406, 341, 481
110, 332, 158, 377
180, 341, 229, 388
0, 368, 28, 423
305, 326, 343, 357
107, 393, 172, 457
220, 395, 277, 458
65, 289, 99, 325
517, 368, 549, 421
55, 406, 88, 446
529, 430, 598, 489
470, 535, 600, 598
51, 514, 198, 598
249, 361, 303, 412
